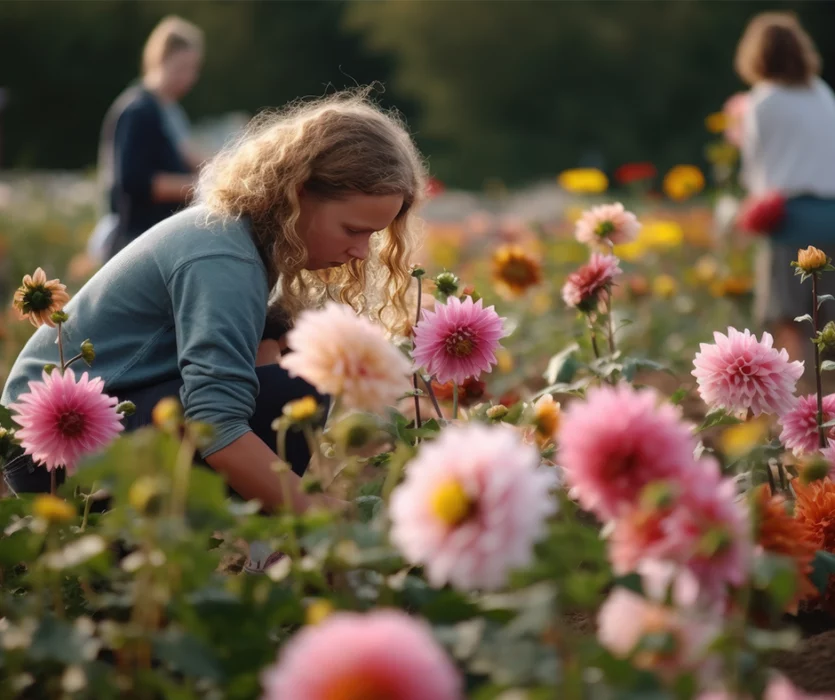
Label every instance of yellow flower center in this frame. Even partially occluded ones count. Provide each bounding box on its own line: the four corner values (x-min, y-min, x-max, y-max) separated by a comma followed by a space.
284, 395, 319, 422
444, 329, 475, 358
431, 480, 472, 526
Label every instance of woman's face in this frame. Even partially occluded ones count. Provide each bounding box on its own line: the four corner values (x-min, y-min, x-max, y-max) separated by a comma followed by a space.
160, 48, 202, 100
296, 191, 404, 271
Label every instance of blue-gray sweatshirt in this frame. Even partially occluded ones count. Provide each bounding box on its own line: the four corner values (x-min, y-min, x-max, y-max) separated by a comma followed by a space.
1, 205, 270, 457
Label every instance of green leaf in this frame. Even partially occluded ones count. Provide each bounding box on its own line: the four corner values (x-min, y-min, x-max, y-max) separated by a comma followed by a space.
810, 550, 835, 594
823, 361, 835, 372
355, 495, 384, 523
533, 377, 592, 399
795, 314, 813, 325
697, 409, 743, 432
543, 343, 581, 385
29, 617, 87, 665
819, 294, 835, 309
622, 357, 672, 383
0, 404, 15, 430
152, 628, 225, 682
669, 387, 689, 405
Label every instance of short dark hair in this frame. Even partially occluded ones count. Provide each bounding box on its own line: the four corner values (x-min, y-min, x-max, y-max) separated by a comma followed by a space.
735, 12, 820, 86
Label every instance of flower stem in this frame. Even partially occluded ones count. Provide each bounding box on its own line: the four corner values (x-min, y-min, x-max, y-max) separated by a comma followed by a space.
452, 383, 459, 420
169, 433, 196, 518
605, 290, 617, 355
586, 316, 601, 360
412, 275, 423, 431
80, 481, 96, 532
57, 323, 66, 373
62, 353, 84, 370
419, 375, 445, 420
813, 274, 826, 449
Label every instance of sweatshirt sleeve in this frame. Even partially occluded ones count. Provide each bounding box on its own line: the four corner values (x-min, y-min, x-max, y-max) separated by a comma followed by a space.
166, 254, 269, 457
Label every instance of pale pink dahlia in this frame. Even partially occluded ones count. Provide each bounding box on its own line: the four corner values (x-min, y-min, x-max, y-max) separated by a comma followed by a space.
692, 328, 803, 418
10, 369, 124, 472
597, 588, 719, 680
557, 384, 696, 520
779, 394, 835, 456
260, 609, 462, 700
561, 253, 623, 311
279, 302, 412, 413
389, 423, 556, 591
411, 296, 507, 385
574, 202, 641, 248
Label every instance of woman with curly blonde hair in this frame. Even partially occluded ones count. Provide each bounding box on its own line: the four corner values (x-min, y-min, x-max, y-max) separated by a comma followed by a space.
2, 89, 427, 513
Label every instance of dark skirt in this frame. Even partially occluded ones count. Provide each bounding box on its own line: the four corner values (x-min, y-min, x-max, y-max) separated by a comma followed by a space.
3, 364, 327, 496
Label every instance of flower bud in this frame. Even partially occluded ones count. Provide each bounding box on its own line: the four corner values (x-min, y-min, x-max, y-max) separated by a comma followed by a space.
116, 401, 136, 416
330, 413, 377, 449
434, 271, 460, 296
283, 396, 320, 423
80, 339, 95, 366
486, 405, 509, 420
410, 265, 425, 278
152, 397, 183, 432
43, 364, 57, 375
797, 246, 829, 273
817, 321, 835, 351
50, 310, 69, 324
33, 494, 75, 524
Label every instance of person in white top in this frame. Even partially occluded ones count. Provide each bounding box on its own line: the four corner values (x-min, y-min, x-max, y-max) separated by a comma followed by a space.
736, 12, 835, 375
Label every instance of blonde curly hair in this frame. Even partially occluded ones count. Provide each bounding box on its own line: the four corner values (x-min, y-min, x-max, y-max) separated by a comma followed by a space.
196, 89, 427, 334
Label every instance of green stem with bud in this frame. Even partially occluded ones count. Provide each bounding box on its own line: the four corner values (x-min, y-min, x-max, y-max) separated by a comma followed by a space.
412, 274, 423, 432
586, 316, 601, 360
813, 273, 826, 449
56, 323, 66, 374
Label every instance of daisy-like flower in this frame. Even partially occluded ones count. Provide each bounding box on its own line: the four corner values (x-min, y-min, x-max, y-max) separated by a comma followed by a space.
412, 296, 507, 386
389, 423, 556, 591
753, 485, 819, 610
279, 302, 412, 413
13, 267, 70, 328
692, 327, 804, 418
557, 384, 696, 520
491, 244, 542, 298
10, 369, 124, 472
561, 253, 623, 312
779, 394, 835, 456
574, 202, 641, 249
597, 588, 719, 680
794, 479, 835, 552
261, 609, 462, 700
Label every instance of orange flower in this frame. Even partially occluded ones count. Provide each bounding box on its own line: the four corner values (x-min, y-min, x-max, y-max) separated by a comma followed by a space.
794, 479, 835, 551
491, 245, 542, 299
753, 485, 818, 608
662, 165, 705, 201
13, 267, 70, 328
430, 377, 487, 407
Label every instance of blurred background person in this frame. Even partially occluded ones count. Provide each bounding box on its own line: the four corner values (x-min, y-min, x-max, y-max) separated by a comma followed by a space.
90, 15, 204, 263
736, 12, 835, 380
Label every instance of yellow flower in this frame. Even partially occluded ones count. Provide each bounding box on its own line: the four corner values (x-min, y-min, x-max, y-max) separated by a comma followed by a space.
719, 418, 770, 460
283, 396, 320, 422
12, 268, 71, 328
33, 494, 75, 524
704, 112, 728, 133
152, 397, 183, 432
641, 221, 684, 250
558, 168, 608, 194
720, 275, 753, 297
431, 480, 472, 526
612, 240, 647, 262
652, 274, 678, 299
496, 348, 514, 373
533, 395, 561, 446
694, 255, 719, 284
491, 245, 542, 299
305, 599, 335, 626
129, 476, 166, 514
797, 246, 829, 273
663, 166, 705, 201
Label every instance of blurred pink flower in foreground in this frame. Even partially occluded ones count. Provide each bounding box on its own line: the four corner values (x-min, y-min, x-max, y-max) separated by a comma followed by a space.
692, 327, 803, 418
561, 253, 623, 312
412, 295, 506, 385
10, 368, 123, 472
279, 302, 412, 413
389, 423, 556, 591
557, 384, 696, 520
574, 202, 641, 249
261, 609, 462, 700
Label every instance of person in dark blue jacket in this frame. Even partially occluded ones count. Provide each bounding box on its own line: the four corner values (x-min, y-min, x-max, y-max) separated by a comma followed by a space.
96, 16, 204, 260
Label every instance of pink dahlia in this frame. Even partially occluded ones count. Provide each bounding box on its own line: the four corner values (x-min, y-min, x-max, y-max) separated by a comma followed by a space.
692, 327, 803, 418
279, 302, 412, 413
574, 202, 641, 248
412, 296, 507, 386
261, 609, 462, 700
561, 253, 623, 311
597, 588, 719, 680
10, 369, 124, 472
779, 394, 835, 456
389, 423, 556, 591
557, 384, 697, 520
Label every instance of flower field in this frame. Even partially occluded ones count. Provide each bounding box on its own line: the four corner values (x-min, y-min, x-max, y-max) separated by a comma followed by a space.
4, 158, 835, 699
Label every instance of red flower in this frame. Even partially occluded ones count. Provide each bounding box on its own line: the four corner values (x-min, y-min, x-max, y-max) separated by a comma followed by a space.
614, 162, 657, 185
426, 177, 446, 199
737, 192, 787, 235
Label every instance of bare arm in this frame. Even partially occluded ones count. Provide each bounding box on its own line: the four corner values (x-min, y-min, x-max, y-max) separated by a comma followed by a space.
152, 173, 195, 203
205, 431, 312, 515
